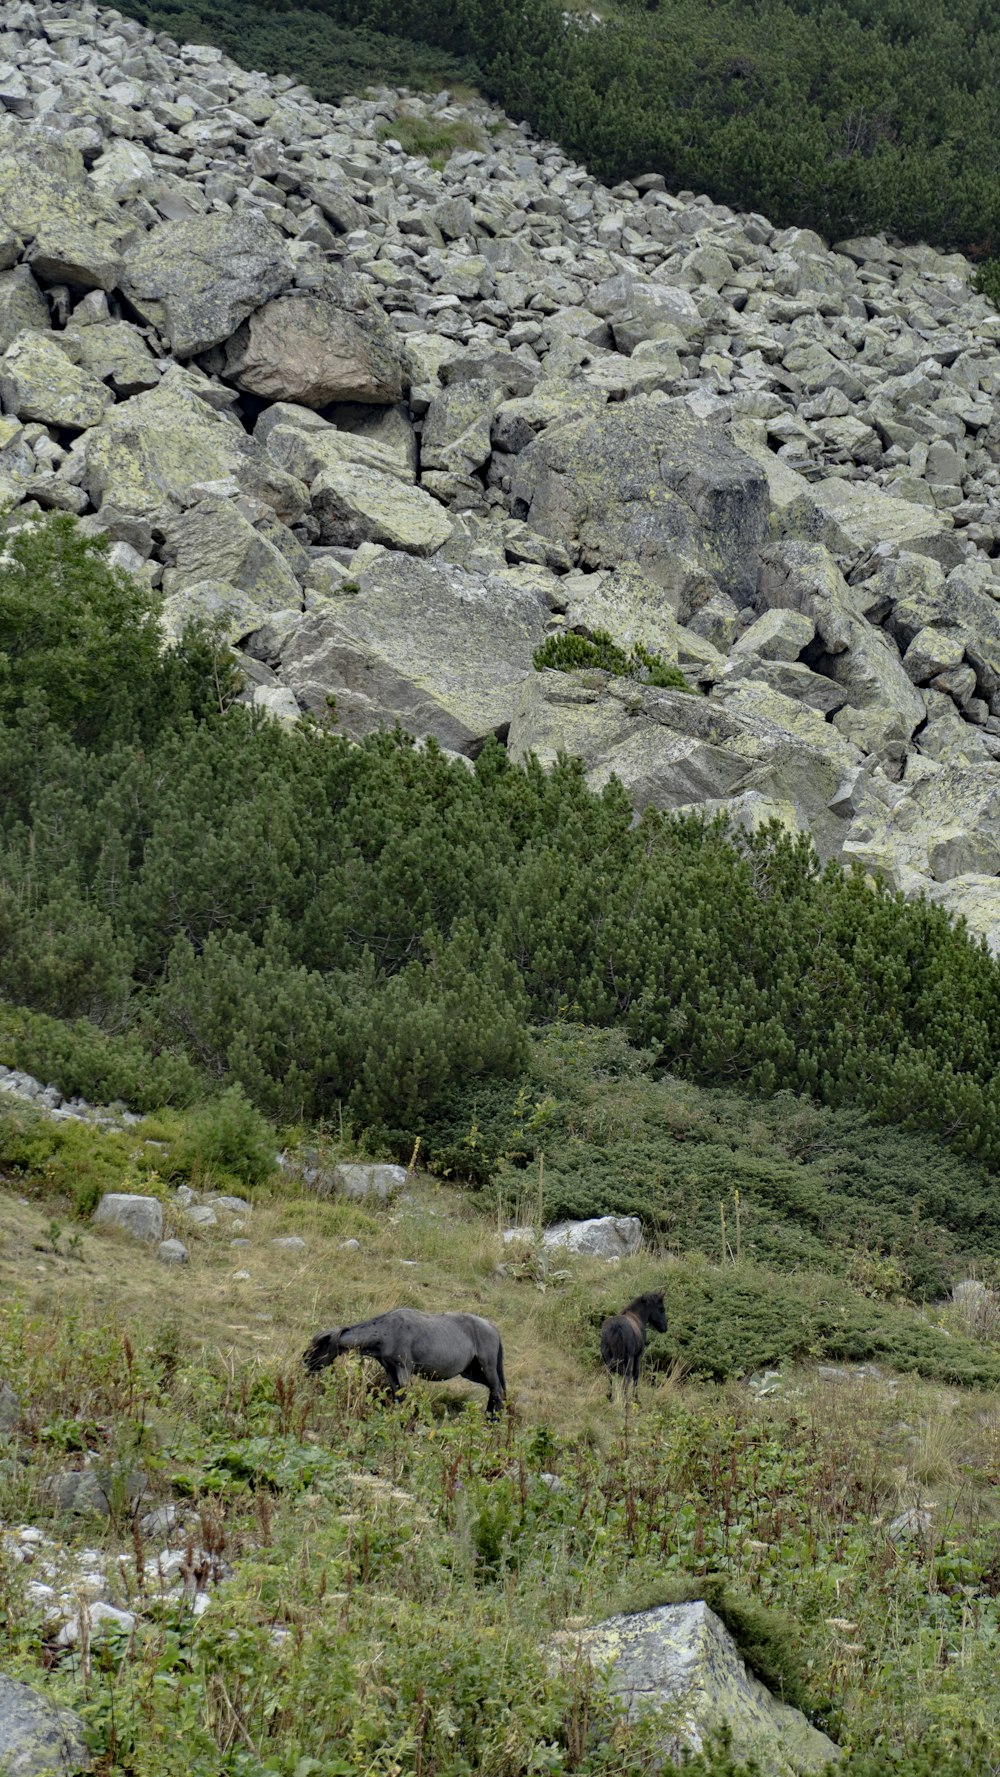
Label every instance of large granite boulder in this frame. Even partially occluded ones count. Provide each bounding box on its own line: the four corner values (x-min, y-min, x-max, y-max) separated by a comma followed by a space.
309, 460, 452, 553
93, 1193, 163, 1242
272, 551, 549, 752
0, 1675, 91, 1777
0, 123, 135, 291
159, 497, 303, 612
757, 541, 925, 752
508, 399, 769, 604
260, 409, 415, 486
0, 331, 112, 430
804, 476, 956, 565
541, 1216, 643, 1259
74, 367, 307, 524
220, 274, 405, 407
554, 562, 725, 673
119, 212, 295, 357
61, 319, 161, 398
843, 763, 1000, 884
561, 1602, 837, 1774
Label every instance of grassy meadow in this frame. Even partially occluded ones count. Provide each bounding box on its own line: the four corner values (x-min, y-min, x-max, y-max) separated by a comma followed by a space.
3, 1097, 1000, 1776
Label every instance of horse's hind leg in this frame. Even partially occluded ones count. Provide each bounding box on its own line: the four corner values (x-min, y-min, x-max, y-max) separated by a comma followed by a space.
463, 1356, 503, 1417
379, 1357, 405, 1400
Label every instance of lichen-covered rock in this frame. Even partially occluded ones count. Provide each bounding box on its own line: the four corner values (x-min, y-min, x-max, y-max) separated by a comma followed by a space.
557, 563, 724, 673
276, 551, 549, 752
0, 1675, 91, 1777
0, 122, 134, 292
0, 266, 49, 354
421, 378, 497, 480
309, 459, 453, 553
806, 476, 955, 563
843, 763, 1000, 884
61, 319, 161, 397
562, 1602, 838, 1775
260, 409, 414, 486
160, 580, 285, 648
160, 497, 303, 611
119, 212, 295, 357
509, 670, 861, 858
0, 331, 112, 429
221, 275, 405, 407
508, 399, 768, 603
75, 367, 307, 523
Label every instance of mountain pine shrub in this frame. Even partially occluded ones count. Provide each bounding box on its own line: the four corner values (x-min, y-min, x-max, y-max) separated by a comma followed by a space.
533, 627, 691, 689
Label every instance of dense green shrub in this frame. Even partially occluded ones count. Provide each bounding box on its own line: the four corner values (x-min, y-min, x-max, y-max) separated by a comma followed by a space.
661, 1260, 1000, 1386
116, 0, 1000, 254
160, 1087, 276, 1188
533, 628, 691, 690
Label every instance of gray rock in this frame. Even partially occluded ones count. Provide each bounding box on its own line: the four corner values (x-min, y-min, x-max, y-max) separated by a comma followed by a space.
0, 267, 49, 354
278, 551, 549, 753
0, 1676, 91, 1777
184, 1204, 218, 1228
119, 212, 295, 358
0, 331, 112, 430
160, 498, 302, 612
509, 399, 768, 604
157, 1239, 189, 1265
730, 608, 815, 663
333, 1162, 407, 1203
539, 1215, 643, 1259
47, 1465, 147, 1518
563, 1602, 838, 1773
887, 1508, 933, 1542
221, 274, 405, 408
93, 1193, 163, 1243
76, 367, 307, 525
270, 1235, 307, 1250
309, 459, 452, 554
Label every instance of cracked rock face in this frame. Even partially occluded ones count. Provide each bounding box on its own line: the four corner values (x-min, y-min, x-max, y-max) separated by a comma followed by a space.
2, 0, 1000, 944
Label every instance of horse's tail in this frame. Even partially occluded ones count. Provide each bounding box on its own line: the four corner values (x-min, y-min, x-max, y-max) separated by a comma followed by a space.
496, 1337, 507, 1397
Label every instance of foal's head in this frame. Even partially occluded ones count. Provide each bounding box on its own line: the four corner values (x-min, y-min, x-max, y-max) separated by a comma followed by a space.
629, 1290, 667, 1334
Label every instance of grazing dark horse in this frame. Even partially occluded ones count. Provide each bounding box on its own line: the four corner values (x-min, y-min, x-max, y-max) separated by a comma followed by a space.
600, 1290, 667, 1399
303, 1308, 507, 1416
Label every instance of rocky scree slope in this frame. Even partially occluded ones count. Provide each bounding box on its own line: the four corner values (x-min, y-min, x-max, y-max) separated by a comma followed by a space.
4, 3, 1000, 941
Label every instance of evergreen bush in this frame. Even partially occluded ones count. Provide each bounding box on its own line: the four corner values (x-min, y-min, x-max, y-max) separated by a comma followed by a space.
533, 628, 691, 690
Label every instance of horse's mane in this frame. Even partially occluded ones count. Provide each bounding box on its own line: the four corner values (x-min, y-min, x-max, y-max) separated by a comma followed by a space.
624, 1291, 664, 1316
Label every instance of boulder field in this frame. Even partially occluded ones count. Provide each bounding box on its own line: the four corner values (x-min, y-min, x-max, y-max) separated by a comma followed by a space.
2, 2, 1000, 941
